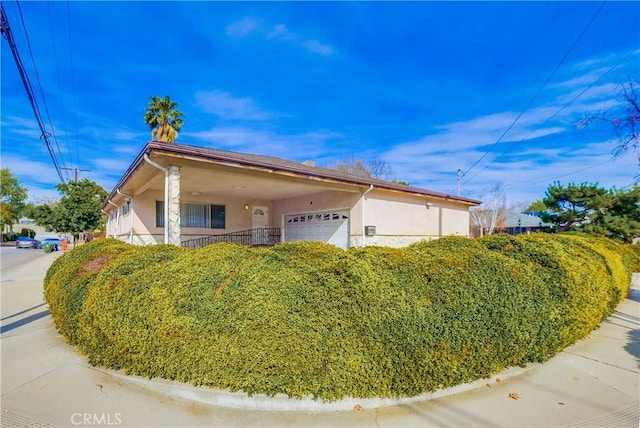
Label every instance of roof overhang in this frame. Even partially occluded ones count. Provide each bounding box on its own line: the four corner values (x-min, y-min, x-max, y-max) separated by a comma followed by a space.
103, 142, 481, 210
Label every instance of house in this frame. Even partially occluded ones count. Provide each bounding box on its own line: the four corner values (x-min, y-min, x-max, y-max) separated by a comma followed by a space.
502, 211, 553, 235
102, 142, 480, 249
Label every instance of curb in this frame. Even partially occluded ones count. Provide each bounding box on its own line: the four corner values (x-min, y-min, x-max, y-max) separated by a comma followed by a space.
100, 364, 536, 412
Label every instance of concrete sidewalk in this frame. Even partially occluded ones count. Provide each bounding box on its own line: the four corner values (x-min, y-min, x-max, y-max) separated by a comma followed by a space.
1, 253, 638, 428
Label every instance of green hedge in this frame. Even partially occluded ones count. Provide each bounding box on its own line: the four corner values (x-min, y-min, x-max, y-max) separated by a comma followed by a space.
43, 235, 638, 401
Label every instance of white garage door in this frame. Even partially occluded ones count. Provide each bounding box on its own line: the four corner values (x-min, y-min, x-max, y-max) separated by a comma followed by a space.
284, 210, 350, 249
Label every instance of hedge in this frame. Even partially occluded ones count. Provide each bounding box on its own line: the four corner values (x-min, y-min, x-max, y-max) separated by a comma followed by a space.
43, 235, 639, 401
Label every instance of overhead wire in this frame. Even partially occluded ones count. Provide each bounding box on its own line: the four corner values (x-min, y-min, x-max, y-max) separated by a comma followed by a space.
461, 0, 607, 185
1, 3, 66, 183
466, 48, 637, 186
47, 2, 73, 180
15, 1, 70, 181
66, 1, 81, 169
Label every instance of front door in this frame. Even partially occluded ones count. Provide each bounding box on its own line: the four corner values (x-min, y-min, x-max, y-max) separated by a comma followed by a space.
252, 206, 269, 245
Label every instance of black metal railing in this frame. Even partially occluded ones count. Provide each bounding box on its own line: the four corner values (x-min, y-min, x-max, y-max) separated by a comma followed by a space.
181, 228, 282, 249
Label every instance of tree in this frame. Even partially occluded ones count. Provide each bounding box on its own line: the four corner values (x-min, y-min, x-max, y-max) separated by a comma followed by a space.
367, 159, 394, 180
25, 202, 57, 232
525, 200, 547, 212
144, 95, 184, 143
540, 182, 609, 232
28, 179, 108, 238
469, 183, 507, 236
539, 181, 640, 242
580, 185, 640, 243
579, 77, 640, 169
335, 159, 372, 178
333, 157, 395, 180
0, 168, 27, 232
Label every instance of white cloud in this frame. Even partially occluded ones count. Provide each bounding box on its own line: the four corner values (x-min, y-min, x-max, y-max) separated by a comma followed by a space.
195, 90, 273, 121
113, 145, 143, 155
112, 130, 147, 141
91, 158, 134, 172
267, 24, 289, 40
270, 24, 334, 56
226, 18, 261, 37
302, 39, 335, 56
229, 19, 335, 56
1, 155, 60, 185
182, 126, 343, 160
24, 186, 61, 204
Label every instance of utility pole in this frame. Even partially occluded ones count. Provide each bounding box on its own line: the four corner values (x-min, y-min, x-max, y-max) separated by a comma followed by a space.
457, 169, 462, 196
61, 167, 91, 182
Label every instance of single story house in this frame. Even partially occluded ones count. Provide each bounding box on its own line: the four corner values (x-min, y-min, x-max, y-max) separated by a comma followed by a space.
102, 142, 480, 249
503, 211, 553, 235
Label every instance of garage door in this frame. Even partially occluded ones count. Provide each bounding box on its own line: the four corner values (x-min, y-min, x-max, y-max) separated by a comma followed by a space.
284, 210, 349, 249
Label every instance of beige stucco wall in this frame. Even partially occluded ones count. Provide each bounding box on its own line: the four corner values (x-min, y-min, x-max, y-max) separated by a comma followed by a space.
358, 190, 471, 247
104, 179, 472, 248
106, 190, 276, 245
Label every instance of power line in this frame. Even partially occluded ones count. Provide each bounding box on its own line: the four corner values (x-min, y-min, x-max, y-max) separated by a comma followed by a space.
1, 3, 65, 183
47, 2, 73, 181
15, 1, 69, 179
461, 1, 607, 184
66, 1, 80, 168
464, 48, 637, 185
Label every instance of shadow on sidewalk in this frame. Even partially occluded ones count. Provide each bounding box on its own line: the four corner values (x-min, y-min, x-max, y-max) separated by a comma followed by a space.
1, 303, 47, 321
0, 310, 50, 334
625, 329, 640, 368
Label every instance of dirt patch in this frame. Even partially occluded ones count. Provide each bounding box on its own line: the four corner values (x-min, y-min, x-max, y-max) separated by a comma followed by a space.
80, 255, 112, 274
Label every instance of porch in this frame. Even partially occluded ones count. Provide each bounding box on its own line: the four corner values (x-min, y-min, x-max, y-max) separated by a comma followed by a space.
181, 227, 282, 248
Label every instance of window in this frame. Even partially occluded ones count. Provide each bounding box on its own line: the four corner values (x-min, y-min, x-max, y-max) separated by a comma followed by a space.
156, 201, 164, 227
122, 203, 130, 216
155, 201, 225, 229
210, 204, 225, 229
182, 203, 208, 228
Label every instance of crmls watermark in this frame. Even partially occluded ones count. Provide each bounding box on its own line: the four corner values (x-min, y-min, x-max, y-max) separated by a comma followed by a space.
70, 413, 122, 426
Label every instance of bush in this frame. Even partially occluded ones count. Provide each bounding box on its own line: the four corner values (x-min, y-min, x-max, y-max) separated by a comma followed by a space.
2, 231, 18, 242
20, 228, 35, 238
44, 235, 638, 401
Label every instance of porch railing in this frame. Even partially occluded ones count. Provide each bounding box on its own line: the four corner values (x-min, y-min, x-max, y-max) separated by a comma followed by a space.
181, 228, 282, 249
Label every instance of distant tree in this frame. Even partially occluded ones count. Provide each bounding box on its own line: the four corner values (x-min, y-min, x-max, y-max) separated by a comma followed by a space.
392, 179, 411, 186
144, 95, 184, 143
333, 157, 396, 180
0, 168, 27, 232
540, 182, 609, 232
579, 77, 640, 171
27, 203, 57, 232
580, 185, 640, 243
28, 179, 108, 238
335, 159, 371, 177
525, 200, 547, 212
367, 159, 394, 180
469, 183, 507, 236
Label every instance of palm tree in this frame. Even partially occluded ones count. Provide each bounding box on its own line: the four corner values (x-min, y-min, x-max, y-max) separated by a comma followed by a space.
144, 95, 184, 143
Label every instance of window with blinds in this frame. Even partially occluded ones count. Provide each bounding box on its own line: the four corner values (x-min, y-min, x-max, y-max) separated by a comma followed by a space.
156, 202, 225, 229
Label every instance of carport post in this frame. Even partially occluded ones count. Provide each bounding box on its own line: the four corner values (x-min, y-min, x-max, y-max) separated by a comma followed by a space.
143, 154, 169, 245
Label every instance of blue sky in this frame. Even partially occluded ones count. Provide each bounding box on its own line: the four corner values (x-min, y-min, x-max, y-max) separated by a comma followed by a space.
2, 1, 639, 207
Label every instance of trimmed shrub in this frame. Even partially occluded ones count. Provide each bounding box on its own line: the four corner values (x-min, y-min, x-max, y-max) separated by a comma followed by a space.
44, 235, 638, 401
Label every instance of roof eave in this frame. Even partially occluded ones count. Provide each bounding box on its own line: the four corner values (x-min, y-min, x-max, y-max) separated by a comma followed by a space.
102, 141, 481, 210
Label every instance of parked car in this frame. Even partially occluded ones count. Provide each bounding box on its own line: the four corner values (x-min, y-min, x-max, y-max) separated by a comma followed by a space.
39, 237, 62, 251
15, 236, 40, 249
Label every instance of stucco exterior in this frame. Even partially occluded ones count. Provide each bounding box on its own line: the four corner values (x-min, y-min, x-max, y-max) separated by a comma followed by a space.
102, 142, 480, 248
